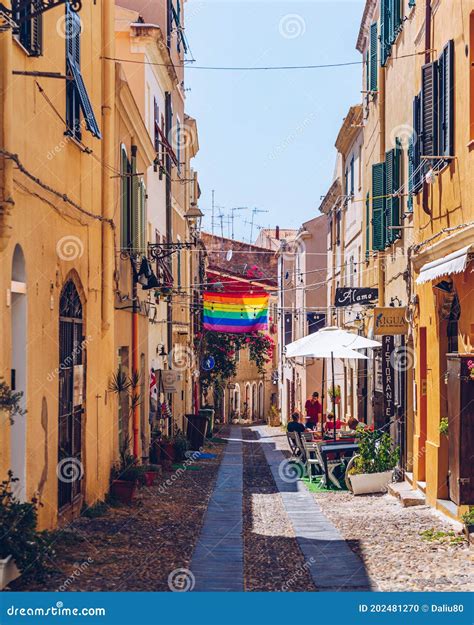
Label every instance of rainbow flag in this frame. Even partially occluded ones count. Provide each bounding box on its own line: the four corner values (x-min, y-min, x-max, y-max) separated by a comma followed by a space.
203, 292, 269, 333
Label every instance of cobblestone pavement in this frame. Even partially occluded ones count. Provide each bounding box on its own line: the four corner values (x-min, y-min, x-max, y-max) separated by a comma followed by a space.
268, 426, 474, 593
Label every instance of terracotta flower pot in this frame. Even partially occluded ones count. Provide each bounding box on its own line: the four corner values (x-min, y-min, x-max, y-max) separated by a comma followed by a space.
111, 479, 137, 504
161, 442, 175, 463
143, 471, 159, 487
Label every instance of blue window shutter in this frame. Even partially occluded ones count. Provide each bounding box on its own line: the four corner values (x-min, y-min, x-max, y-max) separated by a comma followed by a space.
372, 162, 386, 251
421, 61, 439, 160
439, 39, 454, 157
370, 22, 378, 90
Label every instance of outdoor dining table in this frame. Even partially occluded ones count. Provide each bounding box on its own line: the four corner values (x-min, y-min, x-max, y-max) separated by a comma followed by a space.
319, 442, 359, 488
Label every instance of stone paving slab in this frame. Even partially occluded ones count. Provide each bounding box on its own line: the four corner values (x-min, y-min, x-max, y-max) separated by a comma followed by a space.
254, 425, 374, 591
190, 427, 244, 592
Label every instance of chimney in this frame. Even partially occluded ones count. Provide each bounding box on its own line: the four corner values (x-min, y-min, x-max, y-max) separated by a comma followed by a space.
275, 225, 280, 240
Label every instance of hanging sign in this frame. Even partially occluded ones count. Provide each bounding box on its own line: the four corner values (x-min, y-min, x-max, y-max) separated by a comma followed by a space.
382, 335, 395, 419
335, 287, 378, 308
374, 307, 408, 336
161, 370, 179, 393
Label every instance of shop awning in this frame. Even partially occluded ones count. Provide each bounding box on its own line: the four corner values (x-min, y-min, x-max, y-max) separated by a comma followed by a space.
416, 244, 472, 285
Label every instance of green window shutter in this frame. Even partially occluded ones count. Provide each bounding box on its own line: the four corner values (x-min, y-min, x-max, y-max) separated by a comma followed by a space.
138, 182, 146, 252
370, 22, 378, 91
350, 157, 355, 195
439, 39, 454, 157
386, 141, 402, 244
365, 192, 371, 259
421, 61, 439, 160
407, 137, 414, 213
366, 49, 370, 91
120, 147, 130, 249
413, 93, 422, 192
131, 156, 139, 251
372, 162, 386, 251
380, 0, 390, 66
394, 0, 402, 39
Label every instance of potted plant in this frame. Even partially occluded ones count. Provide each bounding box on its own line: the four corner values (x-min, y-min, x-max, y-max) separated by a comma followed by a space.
160, 435, 176, 465
347, 427, 399, 495
141, 464, 162, 487
173, 432, 189, 463
0, 472, 50, 589
110, 437, 141, 504
461, 509, 474, 541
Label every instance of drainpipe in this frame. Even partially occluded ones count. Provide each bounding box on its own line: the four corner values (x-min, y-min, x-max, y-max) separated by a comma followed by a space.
131, 145, 140, 458
378, 65, 386, 307
0, 29, 14, 252
101, 0, 115, 331
422, 0, 432, 216
165, 92, 173, 435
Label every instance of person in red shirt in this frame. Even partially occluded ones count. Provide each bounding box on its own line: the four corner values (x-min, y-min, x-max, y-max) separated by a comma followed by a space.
324, 412, 347, 432
305, 392, 322, 430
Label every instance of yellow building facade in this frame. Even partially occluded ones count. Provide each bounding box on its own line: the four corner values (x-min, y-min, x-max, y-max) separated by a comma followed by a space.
0, 0, 116, 528
357, 0, 474, 518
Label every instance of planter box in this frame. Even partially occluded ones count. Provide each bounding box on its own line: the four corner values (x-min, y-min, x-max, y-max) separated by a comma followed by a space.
111, 480, 137, 505
349, 470, 393, 495
0, 555, 20, 590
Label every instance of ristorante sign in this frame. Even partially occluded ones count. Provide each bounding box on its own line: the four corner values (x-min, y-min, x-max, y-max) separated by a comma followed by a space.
334, 287, 378, 308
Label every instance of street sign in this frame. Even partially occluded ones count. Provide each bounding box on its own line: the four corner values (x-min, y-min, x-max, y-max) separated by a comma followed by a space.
374, 307, 408, 336
382, 335, 395, 419
202, 355, 215, 371
334, 287, 378, 308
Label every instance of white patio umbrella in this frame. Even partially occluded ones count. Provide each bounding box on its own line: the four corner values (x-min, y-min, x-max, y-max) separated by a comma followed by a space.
286, 326, 381, 358
286, 327, 379, 441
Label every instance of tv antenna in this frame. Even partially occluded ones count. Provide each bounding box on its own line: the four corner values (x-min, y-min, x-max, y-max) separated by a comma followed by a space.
228, 207, 248, 240
248, 207, 269, 242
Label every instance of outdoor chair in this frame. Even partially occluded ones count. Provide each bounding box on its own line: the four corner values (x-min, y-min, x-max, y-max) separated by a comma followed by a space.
300, 435, 322, 483
314, 442, 343, 489
286, 431, 301, 457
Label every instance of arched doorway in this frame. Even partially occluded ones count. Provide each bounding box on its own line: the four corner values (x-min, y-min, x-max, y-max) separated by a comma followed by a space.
58, 280, 84, 511
258, 382, 264, 419
251, 383, 257, 420
10, 245, 27, 500
244, 383, 251, 419
231, 383, 240, 418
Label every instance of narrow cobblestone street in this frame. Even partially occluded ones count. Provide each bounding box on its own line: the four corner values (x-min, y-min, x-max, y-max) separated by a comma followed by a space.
12, 426, 473, 593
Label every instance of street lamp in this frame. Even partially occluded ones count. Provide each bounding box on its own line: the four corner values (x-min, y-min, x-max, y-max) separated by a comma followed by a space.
184, 202, 203, 238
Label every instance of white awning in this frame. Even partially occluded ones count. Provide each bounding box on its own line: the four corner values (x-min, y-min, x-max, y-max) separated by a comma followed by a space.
416, 245, 472, 285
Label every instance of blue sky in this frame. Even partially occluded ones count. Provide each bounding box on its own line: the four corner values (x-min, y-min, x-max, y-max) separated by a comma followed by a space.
185, 0, 364, 242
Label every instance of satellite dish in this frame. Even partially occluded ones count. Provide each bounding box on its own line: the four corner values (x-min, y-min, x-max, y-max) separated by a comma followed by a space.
226, 249, 233, 261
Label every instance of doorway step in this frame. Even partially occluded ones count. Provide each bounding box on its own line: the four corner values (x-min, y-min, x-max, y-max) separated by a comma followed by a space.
388, 481, 426, 507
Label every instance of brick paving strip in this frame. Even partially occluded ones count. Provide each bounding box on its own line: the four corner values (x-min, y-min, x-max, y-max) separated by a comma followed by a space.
190, 426, 244, 591
254, 425, 374, 591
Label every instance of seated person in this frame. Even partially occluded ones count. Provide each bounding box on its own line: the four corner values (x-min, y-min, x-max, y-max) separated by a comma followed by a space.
324, 412, 346, 432
287, 412, 306, 434
347, 416, 360, 431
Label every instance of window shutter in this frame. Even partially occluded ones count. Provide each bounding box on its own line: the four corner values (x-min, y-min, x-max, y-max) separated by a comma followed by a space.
439, 39, 454, 157
120, 148, 131, 249
407, 137, 414, 212
380, 0, 390, 66
365, 192, 370, 259
65, 4, 101, 139
412, 93, 422, 192
31, 12, 43, 56
372, 162, 386, 251
386, 141, 401, 244
350, 157, 355, 195
421, 61, 438, 160
370, 22, 378, 91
